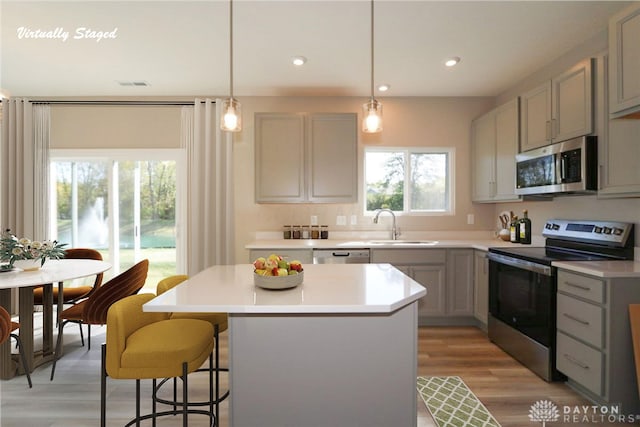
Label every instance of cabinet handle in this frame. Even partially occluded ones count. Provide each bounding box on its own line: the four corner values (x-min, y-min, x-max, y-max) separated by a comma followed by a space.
564, 281, 591, 291
563, 353, 590, 370
562, 312, 590, 326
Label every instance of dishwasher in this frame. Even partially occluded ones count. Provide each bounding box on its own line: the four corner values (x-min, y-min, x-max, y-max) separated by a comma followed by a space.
312, 249, 370, 264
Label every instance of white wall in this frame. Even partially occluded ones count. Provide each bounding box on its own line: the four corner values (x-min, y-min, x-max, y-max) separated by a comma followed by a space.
233, 96, 496, 262
494, 28, 640, 247
50, 104, 182, 149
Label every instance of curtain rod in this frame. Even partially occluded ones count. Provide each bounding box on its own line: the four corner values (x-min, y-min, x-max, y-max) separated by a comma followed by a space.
29, 100, 215, 106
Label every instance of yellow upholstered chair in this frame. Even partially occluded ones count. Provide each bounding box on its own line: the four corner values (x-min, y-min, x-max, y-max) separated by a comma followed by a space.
100, 293, 215, 427
0, 307, 32, 388
156, 275, 229, 420
50, 259, 149, 380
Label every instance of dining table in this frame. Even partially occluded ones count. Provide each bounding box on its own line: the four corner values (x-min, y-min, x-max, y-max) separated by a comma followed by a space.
0, 258, 111, 379
145, 263, 426, 427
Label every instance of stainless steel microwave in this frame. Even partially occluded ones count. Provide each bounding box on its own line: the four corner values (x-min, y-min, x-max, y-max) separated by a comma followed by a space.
515, 136, 597, 196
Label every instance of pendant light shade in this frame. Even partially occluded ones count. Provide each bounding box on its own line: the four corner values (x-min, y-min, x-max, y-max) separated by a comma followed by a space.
220, 0, 242, 132
362, 0, 382, 133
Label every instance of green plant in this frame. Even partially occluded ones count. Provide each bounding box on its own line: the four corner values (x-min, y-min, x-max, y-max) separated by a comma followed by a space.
0, 229, 67, 267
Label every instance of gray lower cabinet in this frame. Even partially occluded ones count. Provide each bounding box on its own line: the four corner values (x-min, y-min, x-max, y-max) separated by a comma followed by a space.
473, 250, 489, 328
371, 248, 474, 325
556, 269, 640, 414
249, 249, 313, 265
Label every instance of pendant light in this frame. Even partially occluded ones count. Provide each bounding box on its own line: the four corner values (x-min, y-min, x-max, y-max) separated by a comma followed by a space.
362, 0, 382, 133
220, 0, 242, 132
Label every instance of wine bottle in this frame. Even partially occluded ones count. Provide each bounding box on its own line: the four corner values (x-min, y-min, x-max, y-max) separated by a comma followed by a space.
519, 210, 532, 244
510, 215, 520, 243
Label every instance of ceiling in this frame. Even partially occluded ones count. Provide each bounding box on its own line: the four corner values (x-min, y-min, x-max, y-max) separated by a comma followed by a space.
0, 0, 634, 98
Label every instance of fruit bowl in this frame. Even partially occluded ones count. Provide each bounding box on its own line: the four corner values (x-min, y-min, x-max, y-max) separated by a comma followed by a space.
254, 271, 304, 290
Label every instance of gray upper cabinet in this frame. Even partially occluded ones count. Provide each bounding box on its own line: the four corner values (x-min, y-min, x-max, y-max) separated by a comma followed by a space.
307, 114, 358, 203
609, 3, 640, 118
255, 113, 306, 202
520, 59, 593, 151
471, 98, 520, 203
255, 112, 357, 203
598, 55, 640, 197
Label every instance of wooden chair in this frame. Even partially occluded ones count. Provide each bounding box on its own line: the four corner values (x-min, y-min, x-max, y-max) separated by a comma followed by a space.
629, 304, 640, 399
50, 259, 149, 380
156, 275, 229, 421
33, 248, 104, 306
0, 306, 32, 388
101, 293, 215, 427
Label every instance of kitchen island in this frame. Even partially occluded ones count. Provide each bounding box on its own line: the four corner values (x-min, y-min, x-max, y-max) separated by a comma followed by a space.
144, 263, 426, 427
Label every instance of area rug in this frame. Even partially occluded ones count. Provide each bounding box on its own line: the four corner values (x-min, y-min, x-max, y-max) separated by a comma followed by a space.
417, 376, 501, 427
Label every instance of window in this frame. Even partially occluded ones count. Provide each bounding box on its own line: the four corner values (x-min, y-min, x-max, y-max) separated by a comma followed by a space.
50, 149, 185, 292
364, 147, 454, 214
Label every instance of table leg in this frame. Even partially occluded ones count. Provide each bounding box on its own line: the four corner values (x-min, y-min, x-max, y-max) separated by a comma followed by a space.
42, 283, 54, 356
0, 289, 17, 379
17, 287, 35, 373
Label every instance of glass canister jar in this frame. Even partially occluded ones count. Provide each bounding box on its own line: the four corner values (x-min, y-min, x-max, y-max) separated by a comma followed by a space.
311, 225, 320, 239
283, 225, 292, 239
320, 225, 329, 239
301, 225, 310, 239
292, 225, 301, 239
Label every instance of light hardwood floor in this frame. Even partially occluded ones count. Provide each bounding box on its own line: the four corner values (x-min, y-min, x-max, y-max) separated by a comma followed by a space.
0, 321, 629, 426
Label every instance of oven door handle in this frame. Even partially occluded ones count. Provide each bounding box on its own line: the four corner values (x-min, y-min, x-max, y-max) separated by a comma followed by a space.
487, 252, 553, 276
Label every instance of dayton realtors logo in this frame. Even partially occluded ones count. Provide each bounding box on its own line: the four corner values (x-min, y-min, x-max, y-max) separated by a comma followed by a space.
16, 26, 118, 43
529, 400, 640, 425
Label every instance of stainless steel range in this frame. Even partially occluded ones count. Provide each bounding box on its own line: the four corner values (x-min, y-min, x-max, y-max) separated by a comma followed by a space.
487, 219, 635, 381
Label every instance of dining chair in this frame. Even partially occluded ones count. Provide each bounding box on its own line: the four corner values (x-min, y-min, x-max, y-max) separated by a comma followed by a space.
630, 304, 640, 399
0, 306, 32, 388
33, 248, 105, 306
156, 275, 229, 422
50, 259, 149, 380
101, 293, 215, 427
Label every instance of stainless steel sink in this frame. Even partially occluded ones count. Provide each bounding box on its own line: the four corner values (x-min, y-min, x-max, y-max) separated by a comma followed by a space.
369, 240, 438, 245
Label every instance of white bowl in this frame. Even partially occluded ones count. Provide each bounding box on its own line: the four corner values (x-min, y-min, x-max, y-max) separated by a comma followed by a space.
254, 271, 303, 290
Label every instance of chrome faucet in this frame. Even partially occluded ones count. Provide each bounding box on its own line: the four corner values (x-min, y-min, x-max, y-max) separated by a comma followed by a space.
373, 209, 400, 240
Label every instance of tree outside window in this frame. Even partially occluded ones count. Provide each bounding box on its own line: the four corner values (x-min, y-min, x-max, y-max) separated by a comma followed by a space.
365, 148, 453, 214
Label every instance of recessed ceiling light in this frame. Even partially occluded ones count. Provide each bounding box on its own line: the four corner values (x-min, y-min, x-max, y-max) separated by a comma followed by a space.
117, 80, 150, 87
292, 56, 307, 66
377, 84, 390, 92
444, 57, 461, 67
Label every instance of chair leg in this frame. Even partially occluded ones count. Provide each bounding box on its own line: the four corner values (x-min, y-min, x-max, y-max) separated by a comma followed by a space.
78, 322, 85, 347
50, 319, 68, 381
87, 324, 91, 350
182, 362, 188, 427
214, 325, 220, 424
209, 353, 214, 426
10, 334, 32, 388
152, 378, 157, 427
136, 379, 141, 427
101, 344, 107, 427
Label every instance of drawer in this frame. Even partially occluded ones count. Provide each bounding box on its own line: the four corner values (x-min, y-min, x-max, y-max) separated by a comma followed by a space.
558, 270, 605, 304
557, 293, 604, 348
249, 249, 313, 264
370, 249, 446, 264
557, 331, 603, 396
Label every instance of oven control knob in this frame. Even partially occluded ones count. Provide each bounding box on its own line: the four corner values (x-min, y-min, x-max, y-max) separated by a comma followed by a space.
552, 223, 560, 230
594, 226, 603, 233
603, 227, 612, 234
613, 228, 623, 235
545, 223, 551, 229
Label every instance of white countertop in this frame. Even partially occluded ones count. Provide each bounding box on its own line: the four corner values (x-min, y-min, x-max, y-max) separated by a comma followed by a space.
553, 260, 640, 278
144, 263, 426, 314
245, 238, 523, 252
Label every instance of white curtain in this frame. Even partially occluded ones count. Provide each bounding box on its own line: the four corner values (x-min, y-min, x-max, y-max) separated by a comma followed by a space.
181, 98, 235, 275
0, 99, 50, 240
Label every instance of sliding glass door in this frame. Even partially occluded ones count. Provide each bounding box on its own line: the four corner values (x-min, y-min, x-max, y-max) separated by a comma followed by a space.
50, 150, 185, 291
